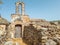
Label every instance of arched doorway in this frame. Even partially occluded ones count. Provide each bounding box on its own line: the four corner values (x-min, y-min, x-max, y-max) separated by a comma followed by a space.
15, 24, 22, 38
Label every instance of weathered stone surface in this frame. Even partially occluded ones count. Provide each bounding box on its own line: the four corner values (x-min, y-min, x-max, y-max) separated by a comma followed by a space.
1, 0, 60, 45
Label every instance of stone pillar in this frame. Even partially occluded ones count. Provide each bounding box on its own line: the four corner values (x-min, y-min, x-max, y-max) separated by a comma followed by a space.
21, 2, 25, 15
22, 24, 24, 37
16, 2, 19, 14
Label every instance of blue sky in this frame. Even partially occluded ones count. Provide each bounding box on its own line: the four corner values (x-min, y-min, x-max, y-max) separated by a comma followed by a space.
0, 0, 60, 21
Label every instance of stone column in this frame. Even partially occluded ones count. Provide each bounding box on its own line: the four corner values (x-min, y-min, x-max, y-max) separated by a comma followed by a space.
16, 2, 20, 14
22, 24, 24, 37
21, 2, 25, 15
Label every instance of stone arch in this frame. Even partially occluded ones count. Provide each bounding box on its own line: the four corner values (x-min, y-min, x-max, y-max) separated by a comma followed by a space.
16, 2, 25, 15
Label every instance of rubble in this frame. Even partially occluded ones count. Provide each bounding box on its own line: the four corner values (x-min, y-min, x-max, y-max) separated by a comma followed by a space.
22, 20, 60, 45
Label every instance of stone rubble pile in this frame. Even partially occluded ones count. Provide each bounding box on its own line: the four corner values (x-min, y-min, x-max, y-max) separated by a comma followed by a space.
23, 19, 60, 45
39, 21, 60, 45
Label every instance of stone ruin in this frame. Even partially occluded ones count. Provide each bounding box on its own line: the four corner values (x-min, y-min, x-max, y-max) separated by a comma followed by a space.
0, 0, 60, 45
0, 17, 60, 45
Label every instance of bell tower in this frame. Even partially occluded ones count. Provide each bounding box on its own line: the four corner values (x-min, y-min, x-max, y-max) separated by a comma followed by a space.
16, 0, 25, 15
11, 0, 25, 22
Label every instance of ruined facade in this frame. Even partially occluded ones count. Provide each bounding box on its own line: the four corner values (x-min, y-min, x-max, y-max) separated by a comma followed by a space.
0, 0, 60, 45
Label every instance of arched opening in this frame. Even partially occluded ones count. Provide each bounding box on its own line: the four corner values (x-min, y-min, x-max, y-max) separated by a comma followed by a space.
16, 2, 24, 15
15, 24, 22, 38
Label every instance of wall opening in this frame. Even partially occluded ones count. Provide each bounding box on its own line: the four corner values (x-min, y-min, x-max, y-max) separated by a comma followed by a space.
15, 24, 22, 38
